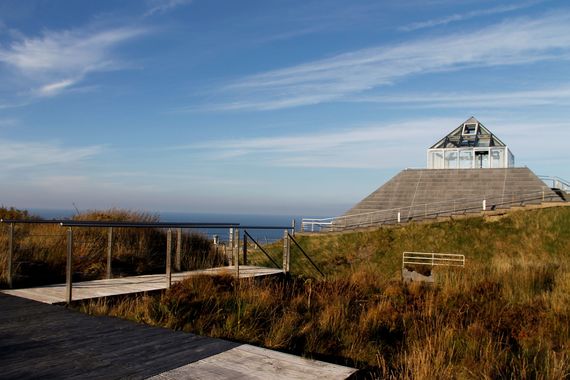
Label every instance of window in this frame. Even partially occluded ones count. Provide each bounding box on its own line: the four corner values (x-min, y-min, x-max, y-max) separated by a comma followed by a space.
444, 150, 458, 169
490, 148, 504, 168
459, 150, 473, 168
462, 123, 478, 136
429, 150, 444, 169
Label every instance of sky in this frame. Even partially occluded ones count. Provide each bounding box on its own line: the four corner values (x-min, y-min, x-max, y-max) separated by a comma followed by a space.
0, 0, 569, 217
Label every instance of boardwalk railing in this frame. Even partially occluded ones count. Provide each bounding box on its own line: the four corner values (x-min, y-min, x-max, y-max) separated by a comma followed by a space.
402, 251, 465, 268
302, 188, 561, 232
539, 175, 570, 192
1, 219, 295, 304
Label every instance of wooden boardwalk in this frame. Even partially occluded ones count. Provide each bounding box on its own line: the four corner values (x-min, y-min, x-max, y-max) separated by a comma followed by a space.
1, 266, 283, 304
0, 293, 357, 379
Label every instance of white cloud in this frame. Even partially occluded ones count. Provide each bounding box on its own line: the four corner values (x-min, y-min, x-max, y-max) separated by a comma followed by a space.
349, 86, 570, 109
144, 0, 193, 16
0, 139, 103, 170
0, 26, 145, 97
203, 12, 570, 111
0, 118, 18, 128
36, 78, 79, 97
180, 116, 570, 170
187, 118, 458, 169
399, 1, 542, 32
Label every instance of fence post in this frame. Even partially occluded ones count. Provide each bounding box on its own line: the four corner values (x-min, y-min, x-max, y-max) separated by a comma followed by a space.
175, 227, 182, 272
291, 219, 296, 237
234, 228, 240, 278
482, 199, 486, 211
228, 228, 234, 265
282, 230, 290, 274
106, 227, 113, 279
166, 229, 172, 288
243, 231, 248, 266
66, 227, 73, 305
7, 223, 14, 289
397, 211, 401, 224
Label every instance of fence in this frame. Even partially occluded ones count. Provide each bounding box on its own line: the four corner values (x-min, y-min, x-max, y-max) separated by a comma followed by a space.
539, 175, 570, 192
402, 251, 465, 268
302, 189, 561, 232
1, 219, 297, 304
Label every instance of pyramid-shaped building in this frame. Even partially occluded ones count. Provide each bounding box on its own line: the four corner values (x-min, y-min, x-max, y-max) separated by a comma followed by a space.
332, 117, 563, 230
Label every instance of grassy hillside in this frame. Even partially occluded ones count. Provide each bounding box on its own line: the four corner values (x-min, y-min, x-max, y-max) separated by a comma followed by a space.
287, 205, 570, 277
81, 205, 570, 378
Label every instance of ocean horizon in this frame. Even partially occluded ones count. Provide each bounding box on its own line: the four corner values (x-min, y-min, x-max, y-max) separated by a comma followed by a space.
27, 208, 331, 243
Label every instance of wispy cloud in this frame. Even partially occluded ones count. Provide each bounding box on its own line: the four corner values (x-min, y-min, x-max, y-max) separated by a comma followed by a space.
144, 0, 193, 17
399, 1, 543, 32
178, 116, 570, 169
0, 139, 103, 170
0, 118, 18, 128
186, 118, 458, 169
349, 86, 570, 108
0, 25, 145, 97
199, 12, 570, 111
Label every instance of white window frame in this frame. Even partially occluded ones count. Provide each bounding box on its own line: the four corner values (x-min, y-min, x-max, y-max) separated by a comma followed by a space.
462, 123, 478, 136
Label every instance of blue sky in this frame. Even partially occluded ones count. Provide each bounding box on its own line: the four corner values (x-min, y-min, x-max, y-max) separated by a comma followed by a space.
1, 0, 569, 216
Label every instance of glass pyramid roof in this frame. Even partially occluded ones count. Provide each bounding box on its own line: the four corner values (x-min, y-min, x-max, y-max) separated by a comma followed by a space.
430, 117, 507, 149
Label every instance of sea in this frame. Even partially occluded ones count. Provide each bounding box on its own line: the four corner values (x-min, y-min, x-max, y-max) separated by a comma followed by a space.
28, 209, 327, 243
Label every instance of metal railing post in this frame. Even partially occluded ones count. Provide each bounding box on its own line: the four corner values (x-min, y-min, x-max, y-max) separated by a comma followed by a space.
282, 230, 290, 274
175, 227, 182, 272
166, 229, 172, 288
106, 227, 113, 279
243, 231, 248, 265
66, 227, 73, 305
8, 223, 14, 288
228, 228, 234, 265
234, 228, 240, 278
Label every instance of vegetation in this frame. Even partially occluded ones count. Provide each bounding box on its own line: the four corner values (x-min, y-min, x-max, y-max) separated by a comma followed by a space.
3, 204, 570, 377
0, 208, 218, 287
78, 205, 570, 378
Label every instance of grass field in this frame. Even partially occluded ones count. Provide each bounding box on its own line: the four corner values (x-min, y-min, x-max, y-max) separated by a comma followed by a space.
2, 207, 570, 379
75, 205, 570, 378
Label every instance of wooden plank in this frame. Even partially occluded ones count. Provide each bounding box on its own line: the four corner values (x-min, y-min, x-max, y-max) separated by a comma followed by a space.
0, 293, 240, 379
0, 292, 357, 380
1, 266, 283, 304
149, 344, 357, 380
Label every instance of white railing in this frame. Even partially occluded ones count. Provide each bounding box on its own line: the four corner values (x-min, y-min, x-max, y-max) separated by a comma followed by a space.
402, 251, 465, 268
302, 188, 561, 232
539, 175, 570, 192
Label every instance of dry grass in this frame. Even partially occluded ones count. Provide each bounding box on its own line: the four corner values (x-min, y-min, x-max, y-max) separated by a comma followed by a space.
0, 208, 218, 287
80, 256, 570, 378
5, 205, 570, 377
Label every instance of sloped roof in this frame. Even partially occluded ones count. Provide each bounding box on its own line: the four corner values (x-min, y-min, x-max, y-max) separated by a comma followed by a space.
430, 117, 506, 149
